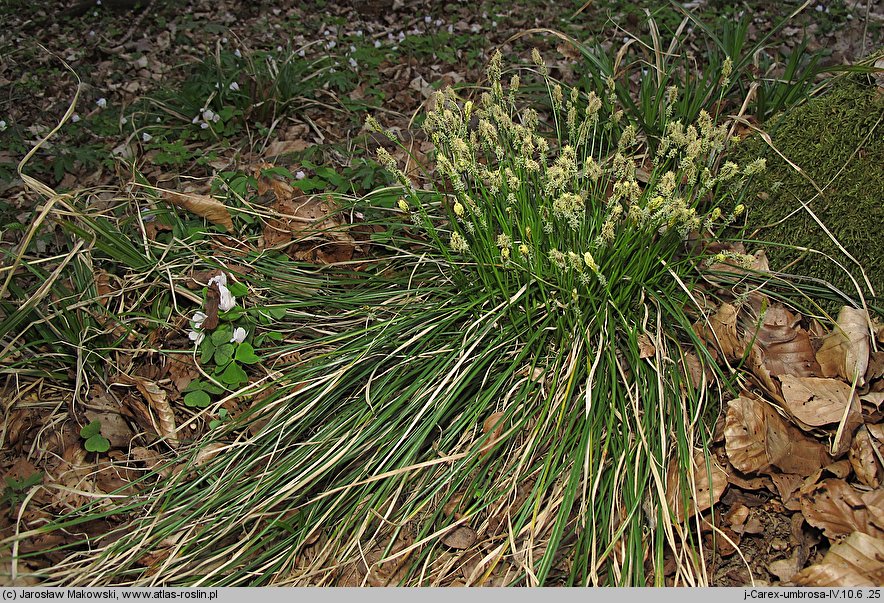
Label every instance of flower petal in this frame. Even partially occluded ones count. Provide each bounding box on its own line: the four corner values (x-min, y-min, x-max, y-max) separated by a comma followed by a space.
217, 285, 236, 312
230, 327, 247, 343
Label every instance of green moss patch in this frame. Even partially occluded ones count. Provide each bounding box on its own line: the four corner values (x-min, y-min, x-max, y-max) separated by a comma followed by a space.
736, 77, 883, 308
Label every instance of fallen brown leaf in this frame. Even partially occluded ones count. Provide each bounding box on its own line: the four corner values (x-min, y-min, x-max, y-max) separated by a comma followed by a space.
779, 375, 862, 427
755, 304, 821, 379
793, 531, 884, 586
800, 479, 884, 539
264, 139, 310, 157
637, 333, 656, 359
696, 303, 744, 362
817, 307, 871, 386
666, 449, 728, 523
479, 411, 506, 456
724, 396, 831, 476
119, 376, 178, 448
849, 426, 883, 488
441, 525, 478, 550
163, 191, 234, 232
83, 410, 133, 449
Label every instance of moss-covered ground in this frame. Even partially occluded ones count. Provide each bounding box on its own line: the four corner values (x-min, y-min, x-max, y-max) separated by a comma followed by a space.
736, 76, 883, 312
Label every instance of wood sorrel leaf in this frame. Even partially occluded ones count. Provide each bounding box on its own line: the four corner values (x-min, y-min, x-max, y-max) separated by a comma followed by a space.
80, 420, 101, 439
85, 434, 110, 453
184, 390, 212, 408
214, 343, 235, 366
219, 361, 248, 386
234, 342, 261, 364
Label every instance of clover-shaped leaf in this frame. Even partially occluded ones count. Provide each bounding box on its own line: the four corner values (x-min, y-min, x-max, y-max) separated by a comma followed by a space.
234, 342, 260, 365
219, 361, 248, 386
184, 390, 212, 408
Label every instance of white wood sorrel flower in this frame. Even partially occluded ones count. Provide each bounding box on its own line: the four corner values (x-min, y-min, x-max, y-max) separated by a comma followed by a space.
188, 311, 207, 346
230, 327, 247, 344
208, 273, 236, 311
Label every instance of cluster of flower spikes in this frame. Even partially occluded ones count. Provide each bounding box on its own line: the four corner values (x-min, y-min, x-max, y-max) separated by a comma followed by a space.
388, 50, 763, 303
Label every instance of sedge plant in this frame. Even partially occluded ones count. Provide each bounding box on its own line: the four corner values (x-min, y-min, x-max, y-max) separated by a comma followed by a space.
14, 52, 767, 586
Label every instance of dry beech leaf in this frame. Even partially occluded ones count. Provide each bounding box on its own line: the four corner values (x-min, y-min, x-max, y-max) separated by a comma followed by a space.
258, 172, 355, 263
264, 139, 309, 157
167, 354, 199, 393
817, 307, 871, 386
194, 442, 226, 467
849, 427, 883, 488
755, 304, 821, 379
163, 191, 233, 232
441, 525, 478, 550
665, 449, 728, 523
637, 333, 656, 359
779, 375, 862, 427
122, 376, 178, 449
480, 411, 505, 456
724, 396, 830, 476
338, 532, 415, 587
799, 479, 884, 539
83, 411, 133, 449
794, 531, 884, 586
861, 392, 884, 410
866, 351, 884, 382
697, 303, 744, 361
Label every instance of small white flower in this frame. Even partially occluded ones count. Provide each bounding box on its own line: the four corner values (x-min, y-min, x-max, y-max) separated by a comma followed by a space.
142, 132, 152, 142
272, 7, 280, 15
326, 40, 336, 50
155, 117, 161, 123
229, 81, 240, 91
202, 109, 215, 121
188, 330, 205, 346
0, 120, 7, 131
120, 117, 127, 125
295, 170, 306, 180
212, 113, 220, 123
89, 30, 95, 36
192, 115, 199, 124
424, 15, 431, 23
374, 40, 382, 48
192, 311, 207, 329
71, 114, 80, 123
201, 122, 209, 129
815, 3, 824, 11
96, 0, 101, 5
96, 97, 107, 108
277, 45, 283, 52
230, 327, 247, 344
208, 273, 236, 311
298, 49, 306, 57
234, 49, 242, 58
221, 37, 228, 44
349, 58, 358, 68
